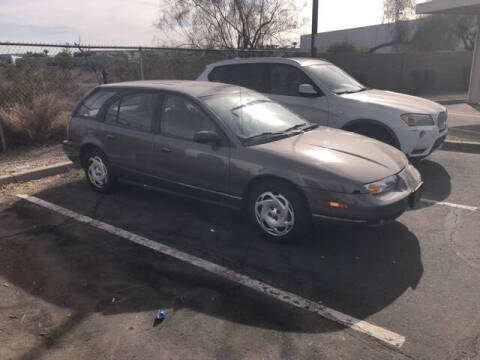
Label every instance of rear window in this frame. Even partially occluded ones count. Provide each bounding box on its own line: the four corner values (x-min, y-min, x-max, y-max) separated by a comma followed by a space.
208, 64, 266, 92
76, 89, 117, 118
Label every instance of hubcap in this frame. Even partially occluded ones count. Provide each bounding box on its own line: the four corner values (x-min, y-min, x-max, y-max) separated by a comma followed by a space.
254, 191, 294, 237
87, 156, 108, 188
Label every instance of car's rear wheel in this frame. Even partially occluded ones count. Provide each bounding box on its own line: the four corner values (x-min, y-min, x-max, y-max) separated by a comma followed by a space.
347, 124, 397, 148
82, 148, 116, 193
247, 180, 311, 243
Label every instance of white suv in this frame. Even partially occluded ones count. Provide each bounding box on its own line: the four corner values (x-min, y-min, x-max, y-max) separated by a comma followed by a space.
197, 57, 448, 159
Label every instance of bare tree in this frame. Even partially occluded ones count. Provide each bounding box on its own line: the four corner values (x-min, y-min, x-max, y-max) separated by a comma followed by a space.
157, 0, 304, 49
369, 0, 416, 53
383, 0, 415, 23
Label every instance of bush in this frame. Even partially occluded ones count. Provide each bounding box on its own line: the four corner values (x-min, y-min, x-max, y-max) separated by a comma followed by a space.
0, 94, 69, 147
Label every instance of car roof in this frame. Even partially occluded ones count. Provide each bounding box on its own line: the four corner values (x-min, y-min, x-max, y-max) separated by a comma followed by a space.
204, 57, 332, 69
100, 80, 240, 98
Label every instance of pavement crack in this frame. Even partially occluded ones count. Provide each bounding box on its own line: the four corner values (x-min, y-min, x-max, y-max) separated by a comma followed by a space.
0, 218, 73, 242
444, 208, 480, 273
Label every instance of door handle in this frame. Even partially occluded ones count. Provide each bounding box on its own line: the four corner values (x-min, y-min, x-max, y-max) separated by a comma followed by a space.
106, 134, 115, 140
160, 146, 172, 153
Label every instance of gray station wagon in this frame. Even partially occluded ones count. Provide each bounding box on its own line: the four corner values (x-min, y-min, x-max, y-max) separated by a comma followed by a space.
63, 80, 423, 242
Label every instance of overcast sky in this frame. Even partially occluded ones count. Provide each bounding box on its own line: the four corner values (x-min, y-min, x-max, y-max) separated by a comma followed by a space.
0, 0, 395, 46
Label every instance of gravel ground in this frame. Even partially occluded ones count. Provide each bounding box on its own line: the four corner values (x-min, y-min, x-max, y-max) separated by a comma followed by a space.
0, 144, 69, 176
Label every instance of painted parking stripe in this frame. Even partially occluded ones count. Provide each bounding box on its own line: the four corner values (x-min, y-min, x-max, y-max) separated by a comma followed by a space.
421, 199, 478, 212
17, 194, 405, 348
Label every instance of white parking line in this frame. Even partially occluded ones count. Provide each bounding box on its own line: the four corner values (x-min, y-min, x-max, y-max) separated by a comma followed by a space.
421, 199, 478, 212
16, 194, 405, 348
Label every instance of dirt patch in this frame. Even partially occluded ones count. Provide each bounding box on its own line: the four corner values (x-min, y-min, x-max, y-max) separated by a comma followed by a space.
0, 144, 69, 176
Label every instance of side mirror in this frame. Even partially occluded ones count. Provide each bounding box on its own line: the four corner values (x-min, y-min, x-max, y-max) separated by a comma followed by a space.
193, 130, 222, 144
298, 83, 318, 96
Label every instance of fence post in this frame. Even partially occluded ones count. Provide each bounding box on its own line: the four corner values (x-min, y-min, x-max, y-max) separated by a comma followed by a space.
139, 48, 145, 80
0, 116, 7, 152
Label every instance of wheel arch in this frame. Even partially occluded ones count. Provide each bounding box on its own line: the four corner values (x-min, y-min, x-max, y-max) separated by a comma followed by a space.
342, 119, 401, 149
242, 174, 311, 213
79, 143, 106, 168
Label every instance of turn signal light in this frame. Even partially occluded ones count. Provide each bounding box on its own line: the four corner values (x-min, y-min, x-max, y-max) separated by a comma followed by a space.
319, 200, 348, 209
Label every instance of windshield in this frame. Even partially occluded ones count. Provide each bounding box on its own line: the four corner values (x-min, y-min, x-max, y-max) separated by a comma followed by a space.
306, 64, 365, 94
201, 89, 309, 142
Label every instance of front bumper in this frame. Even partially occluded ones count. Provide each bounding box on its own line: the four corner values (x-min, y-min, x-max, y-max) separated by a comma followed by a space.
306, 167, 424, 226
406, 127, 448, 158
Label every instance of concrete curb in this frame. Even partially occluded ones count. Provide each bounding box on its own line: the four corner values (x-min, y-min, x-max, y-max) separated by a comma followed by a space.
436, 99, 467, 105
443, 140, 480, 154
0, 161, 73, 186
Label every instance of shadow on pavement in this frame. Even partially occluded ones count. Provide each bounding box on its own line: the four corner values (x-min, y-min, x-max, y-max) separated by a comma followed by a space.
1, 178, 424, 357
415, 159, 451, 207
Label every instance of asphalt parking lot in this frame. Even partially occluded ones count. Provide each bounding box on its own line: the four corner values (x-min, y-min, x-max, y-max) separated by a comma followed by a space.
1, 148, 479, 360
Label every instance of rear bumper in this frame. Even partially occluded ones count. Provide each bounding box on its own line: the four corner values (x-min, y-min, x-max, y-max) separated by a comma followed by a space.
62, 140, 80, 163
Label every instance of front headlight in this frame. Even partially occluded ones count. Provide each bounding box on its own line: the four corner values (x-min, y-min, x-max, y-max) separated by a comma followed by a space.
364, 175, 397, 195
401, 113, 434, 126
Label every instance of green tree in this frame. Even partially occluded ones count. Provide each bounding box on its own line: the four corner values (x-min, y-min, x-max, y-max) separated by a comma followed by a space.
410, 15, 478, 52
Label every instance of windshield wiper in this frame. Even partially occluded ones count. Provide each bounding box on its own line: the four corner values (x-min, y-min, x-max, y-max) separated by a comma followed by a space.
284, 123, 308, 132
284, 123, 320, 132
242, 131, 291, 144
302, 123, 319, 131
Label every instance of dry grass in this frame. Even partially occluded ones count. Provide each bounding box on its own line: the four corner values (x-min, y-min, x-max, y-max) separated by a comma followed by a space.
0, 93, 70, 147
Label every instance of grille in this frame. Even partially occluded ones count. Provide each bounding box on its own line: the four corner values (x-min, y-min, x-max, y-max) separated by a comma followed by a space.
437, 112, 447, 130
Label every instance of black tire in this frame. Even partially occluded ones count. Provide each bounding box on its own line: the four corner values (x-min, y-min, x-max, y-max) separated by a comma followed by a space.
82, 148, 116, 193
348, 124, 397, 148
247, 180, 312, 243
408, 156, 423, 166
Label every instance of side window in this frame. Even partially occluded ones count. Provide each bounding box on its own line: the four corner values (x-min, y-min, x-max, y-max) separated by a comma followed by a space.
116, 93, 156, 132
268, 64, 315, 96
208, 66, 227, 82
105, 99, 120, 123
76, 89, 117, 118
160, 94, 216, 141
209, 64, 266, 92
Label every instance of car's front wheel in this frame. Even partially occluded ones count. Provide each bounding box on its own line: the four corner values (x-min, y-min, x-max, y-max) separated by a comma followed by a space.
247, 180, 311, 243
82, 148, 116, 193
347, 124, 397, 148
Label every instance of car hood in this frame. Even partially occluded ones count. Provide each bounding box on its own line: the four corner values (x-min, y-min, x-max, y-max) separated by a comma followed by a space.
341, 89, 445, 114
257, 127, 408, 185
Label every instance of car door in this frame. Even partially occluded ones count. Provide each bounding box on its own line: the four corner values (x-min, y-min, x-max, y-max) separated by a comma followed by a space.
96, 91, 157, 177
152, 92, 230, 195
264, 64, 330, 126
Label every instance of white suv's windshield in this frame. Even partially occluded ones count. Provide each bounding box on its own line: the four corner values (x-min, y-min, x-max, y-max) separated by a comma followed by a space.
306, 64, 366, 95
201, 89, 314, 143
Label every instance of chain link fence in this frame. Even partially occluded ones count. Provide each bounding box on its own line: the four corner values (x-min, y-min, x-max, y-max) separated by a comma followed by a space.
0, 42, 307, 150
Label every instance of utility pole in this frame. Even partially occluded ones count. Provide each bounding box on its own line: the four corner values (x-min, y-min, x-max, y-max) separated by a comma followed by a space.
139, 47, 145, 80
311, 0, 318, 57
